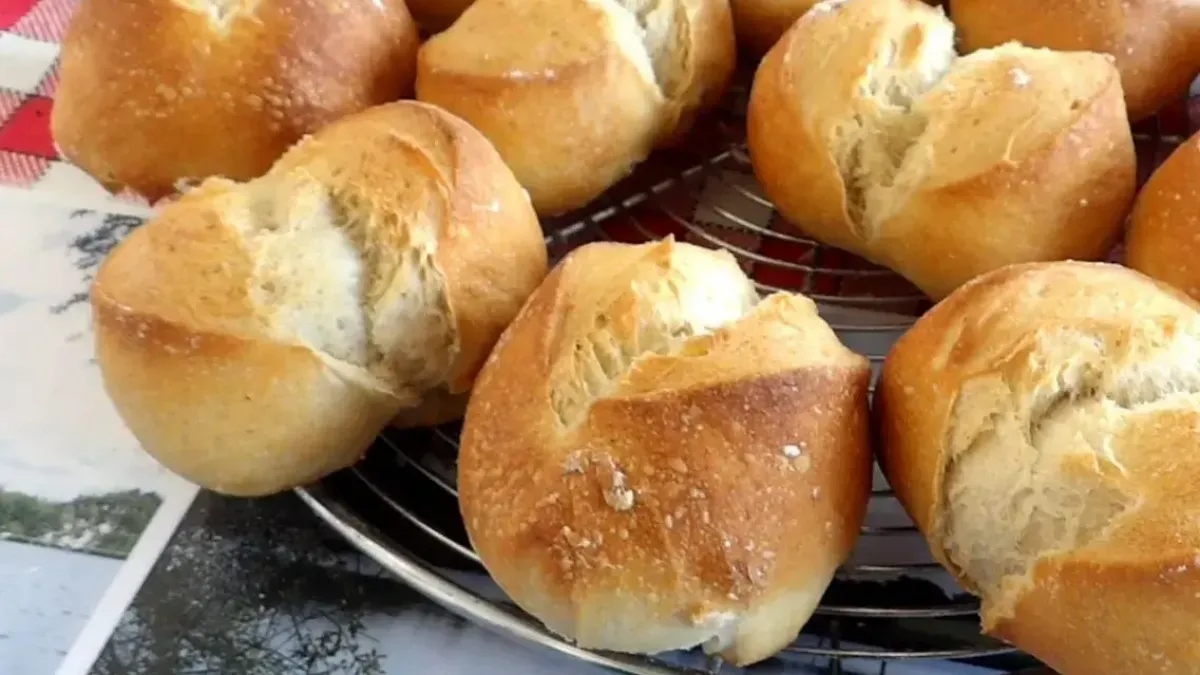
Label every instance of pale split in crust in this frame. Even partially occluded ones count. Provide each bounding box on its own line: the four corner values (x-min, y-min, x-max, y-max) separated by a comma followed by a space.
747, 0, 1136, 301
404, 0, 477, 30
1125, 129, 1200, 303
949, 0, 1200, 123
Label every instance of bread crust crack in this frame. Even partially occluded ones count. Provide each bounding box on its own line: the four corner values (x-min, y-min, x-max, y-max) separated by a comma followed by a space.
548, 238, 759, 428
835, 19, 955, 239
939, 326, 1200, 618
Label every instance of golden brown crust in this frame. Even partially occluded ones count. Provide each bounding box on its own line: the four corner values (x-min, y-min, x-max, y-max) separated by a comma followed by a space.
878, 261, 1198, 556
949, 0, 1200, 122
253, 101, 550, 396
415, 0, 735, 216
747, 0, 1137, 301
93, 286, 399, 496
877, 261, 1200, 675
90, 204, 401, 496
92, 101, 547, 496
1125, 130, 1200, 302
53, 0, 420, 202
872, 55, 1135, 300
459, 239, 872, 666
658, 0, 738, 144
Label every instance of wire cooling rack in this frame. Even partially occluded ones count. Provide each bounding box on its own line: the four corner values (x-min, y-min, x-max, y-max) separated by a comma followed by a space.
296, 69, 1197, 675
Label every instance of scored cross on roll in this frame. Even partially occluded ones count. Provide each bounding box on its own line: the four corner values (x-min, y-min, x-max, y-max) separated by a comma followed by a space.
458, 238, 873, 666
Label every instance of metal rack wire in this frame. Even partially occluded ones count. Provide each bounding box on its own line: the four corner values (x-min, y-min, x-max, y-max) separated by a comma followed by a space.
297, 71, 1193, 675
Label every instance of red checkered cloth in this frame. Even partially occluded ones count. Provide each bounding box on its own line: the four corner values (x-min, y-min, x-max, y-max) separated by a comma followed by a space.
0, 0, 145, 204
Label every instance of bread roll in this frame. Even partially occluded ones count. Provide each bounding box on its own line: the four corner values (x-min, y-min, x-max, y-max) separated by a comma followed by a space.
416, 0, 736, 216
747, 0, 1136, 301
877, 261, 1200, 675
1125, 130, 1200, 301
949, 0, 1200, 122
92, 101, 548, 497
459, 238, 872, 666
53, 0, 420, 202
729, 0, 823, 55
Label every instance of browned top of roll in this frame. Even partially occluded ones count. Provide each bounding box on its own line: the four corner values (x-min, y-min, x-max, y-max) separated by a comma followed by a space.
53, 0, 420, 201
950, 0, 1200, 122
405, 0, 476, 30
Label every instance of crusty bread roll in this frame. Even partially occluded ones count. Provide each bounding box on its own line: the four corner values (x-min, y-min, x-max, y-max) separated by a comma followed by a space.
877, 261, 1200, 675
91, 101, 548, 497
747, 0, 1137, 301
53, 0, 420, 202
949, 0, 1200, 123
416, 0, 736, 216
405, 0, 475, 30
1125, 130, 1200, 301
459, 238, 872, 666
